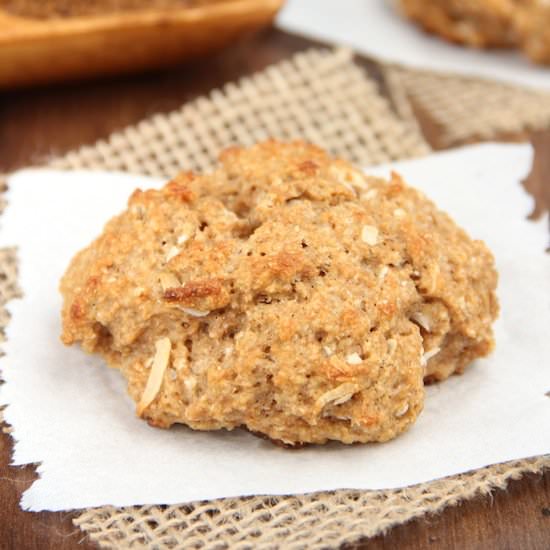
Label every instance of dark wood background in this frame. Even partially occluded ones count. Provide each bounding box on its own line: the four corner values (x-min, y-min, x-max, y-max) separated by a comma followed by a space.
0, 26, 549, 550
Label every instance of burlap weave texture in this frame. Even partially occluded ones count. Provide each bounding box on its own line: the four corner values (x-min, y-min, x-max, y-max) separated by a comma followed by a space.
384, 66, 550, 148
1, 48, 548, 549
51, 48, 429, 176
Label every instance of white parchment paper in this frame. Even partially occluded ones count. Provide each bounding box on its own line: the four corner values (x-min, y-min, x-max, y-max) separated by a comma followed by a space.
1, 144, 549, 512
277, 0, 550, 90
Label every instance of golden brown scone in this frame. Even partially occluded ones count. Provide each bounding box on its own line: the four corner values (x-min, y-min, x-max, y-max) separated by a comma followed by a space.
399, 0, 520, 48
399, 0, 550, 64
60, 141, 498, 445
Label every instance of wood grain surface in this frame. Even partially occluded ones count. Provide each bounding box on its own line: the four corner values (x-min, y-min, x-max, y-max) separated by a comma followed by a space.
0, 26, 549, 550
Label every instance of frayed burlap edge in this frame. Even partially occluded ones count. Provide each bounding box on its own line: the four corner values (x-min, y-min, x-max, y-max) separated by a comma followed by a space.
0, 48, 547, 549
0, 177, 19, 433
72, 456, 549, 549
383, 65, 550, 149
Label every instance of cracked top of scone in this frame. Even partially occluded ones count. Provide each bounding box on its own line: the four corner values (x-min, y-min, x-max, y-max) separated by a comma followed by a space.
60, 140, 498, 445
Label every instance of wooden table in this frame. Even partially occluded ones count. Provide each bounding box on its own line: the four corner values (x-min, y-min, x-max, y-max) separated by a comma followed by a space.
1, 26, 549, 550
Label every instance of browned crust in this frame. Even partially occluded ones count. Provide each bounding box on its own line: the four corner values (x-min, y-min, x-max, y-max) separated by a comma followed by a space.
164, 279, 225, 302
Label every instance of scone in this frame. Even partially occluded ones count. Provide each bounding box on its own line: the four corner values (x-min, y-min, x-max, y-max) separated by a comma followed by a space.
399, 0, 521, 48
399, 0, 550, 64
60, 141, 498, 445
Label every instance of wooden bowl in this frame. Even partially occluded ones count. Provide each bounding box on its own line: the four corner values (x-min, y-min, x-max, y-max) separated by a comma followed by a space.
0, 0, 284, 88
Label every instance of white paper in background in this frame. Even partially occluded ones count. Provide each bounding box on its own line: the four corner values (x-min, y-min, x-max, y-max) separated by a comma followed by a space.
1, 144, 549, 512
277, 0, 550, 91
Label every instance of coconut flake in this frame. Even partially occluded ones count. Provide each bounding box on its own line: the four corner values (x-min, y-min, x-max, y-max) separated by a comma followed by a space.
159, 272, 180, 291
323, 346, 333, 357
317, 383, 360, 409
411, 311, 432, 332
347, 169, 367, 189
346, 352, 363, 365
166, 246, 180, 262
421, 346, 441, 367
362, 188, 378, 200
387, 338, 397, 355
361, 225, 379, 246
378, 266, 389, 283
181, 307, 210, 318
329, 166, 360, 194
395, 403, 409, 417
177, 233, 189, 245
184, 376, 197, 395
324, 413, 353, 421
393, 208, 406, 218
137, 338, 171, 416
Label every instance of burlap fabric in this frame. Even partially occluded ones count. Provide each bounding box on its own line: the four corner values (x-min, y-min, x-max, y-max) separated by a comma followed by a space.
1, 48, 548, 548
50, 48, 428, 174
384, 65, 550, 148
